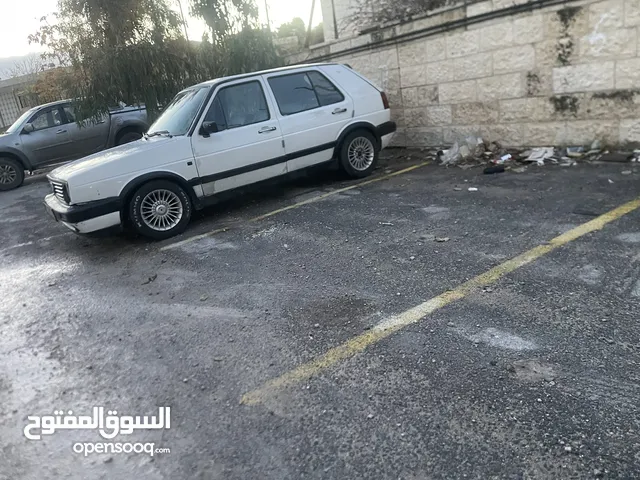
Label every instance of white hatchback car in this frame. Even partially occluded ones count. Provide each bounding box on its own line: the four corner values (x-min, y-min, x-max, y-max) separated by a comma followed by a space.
44, 63, 396, 239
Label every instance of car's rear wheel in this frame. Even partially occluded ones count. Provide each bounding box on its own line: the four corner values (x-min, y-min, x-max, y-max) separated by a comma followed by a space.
338, 130, 379, 178
117, 131, 143, 145
129, 180, 192, 240
0, 157, 25, 191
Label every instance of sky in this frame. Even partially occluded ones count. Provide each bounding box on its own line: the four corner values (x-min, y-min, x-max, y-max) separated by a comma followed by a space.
0, 0, 323, 59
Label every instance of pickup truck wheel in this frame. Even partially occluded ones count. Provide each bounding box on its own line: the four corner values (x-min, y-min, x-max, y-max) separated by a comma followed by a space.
338, 130, 379, 178
0, 157, 25, 191
117, 131, 143, 145
129, 180, 192, 240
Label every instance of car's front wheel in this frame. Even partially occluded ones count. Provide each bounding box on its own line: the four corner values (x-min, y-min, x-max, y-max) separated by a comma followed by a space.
129, 180, 192, 240
0, 157, 25, 191
338, 130, 379, 178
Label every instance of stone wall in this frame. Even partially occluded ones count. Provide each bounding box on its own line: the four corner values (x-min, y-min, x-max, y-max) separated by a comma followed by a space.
291, 0, 640, 147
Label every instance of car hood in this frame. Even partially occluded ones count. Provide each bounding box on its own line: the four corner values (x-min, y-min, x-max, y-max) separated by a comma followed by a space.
0, 131, 18, 145
49, 136, 185, 187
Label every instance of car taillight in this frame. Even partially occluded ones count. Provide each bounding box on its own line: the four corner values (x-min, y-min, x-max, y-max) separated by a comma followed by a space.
381, 91, 390, 109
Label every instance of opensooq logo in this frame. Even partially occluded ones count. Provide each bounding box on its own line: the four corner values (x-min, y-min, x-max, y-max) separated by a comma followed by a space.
23, 406, 170, 440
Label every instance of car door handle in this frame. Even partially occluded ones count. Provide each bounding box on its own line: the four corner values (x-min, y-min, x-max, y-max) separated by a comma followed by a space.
96, 120, 106, 124
56, 129, 67, 134
332, 108, 348, 115
258, 126, 277, 134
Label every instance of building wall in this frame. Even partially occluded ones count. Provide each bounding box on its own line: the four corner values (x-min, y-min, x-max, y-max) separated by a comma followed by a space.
300, 0, 640, 147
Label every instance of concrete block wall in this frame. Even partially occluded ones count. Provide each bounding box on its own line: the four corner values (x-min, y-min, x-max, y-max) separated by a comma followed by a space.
307, 0, 640, 147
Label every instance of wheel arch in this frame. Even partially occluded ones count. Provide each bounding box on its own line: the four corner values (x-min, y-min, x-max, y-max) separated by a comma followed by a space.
333, 122, 380, 158
0, 148, 33, 171
114, 123, 147, 145
119, 172, 200, 222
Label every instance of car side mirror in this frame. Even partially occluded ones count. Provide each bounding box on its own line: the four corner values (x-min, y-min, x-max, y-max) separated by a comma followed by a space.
23, 123, 34, 134
200, 121, 218, 137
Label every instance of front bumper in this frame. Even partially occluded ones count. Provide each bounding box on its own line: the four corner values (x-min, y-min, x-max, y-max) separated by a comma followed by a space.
44, 194, 122, 234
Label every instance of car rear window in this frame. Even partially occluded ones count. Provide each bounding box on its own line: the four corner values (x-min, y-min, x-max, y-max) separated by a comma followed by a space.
268, 71, 345, 116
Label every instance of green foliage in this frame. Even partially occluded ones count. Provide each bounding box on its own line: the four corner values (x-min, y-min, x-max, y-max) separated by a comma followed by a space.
276, 18, 324, 47
30, 0, 280, 121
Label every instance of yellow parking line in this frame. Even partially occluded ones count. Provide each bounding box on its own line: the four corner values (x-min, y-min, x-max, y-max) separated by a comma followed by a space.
241, 196, 640, 406
160, 162, 430, 251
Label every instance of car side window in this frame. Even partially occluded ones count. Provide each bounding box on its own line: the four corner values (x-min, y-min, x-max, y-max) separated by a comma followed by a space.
30, 110, 52, 131
203, 96, 227, 131
206, 81, 270, 130
63, 105, 76, 123
307, 71, 345, 106
52, 108, 63, 126
268, 73, 319, 115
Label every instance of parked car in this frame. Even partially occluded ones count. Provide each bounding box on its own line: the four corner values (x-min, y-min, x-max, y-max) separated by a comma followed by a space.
0, 100, 148, 191
44, 63, 396, 239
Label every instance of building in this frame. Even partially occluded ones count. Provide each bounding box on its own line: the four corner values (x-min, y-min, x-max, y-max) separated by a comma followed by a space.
0, 74, 39, 131
293, 0, 640, 147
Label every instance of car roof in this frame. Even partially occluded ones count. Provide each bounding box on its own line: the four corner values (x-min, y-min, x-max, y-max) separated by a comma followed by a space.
190, 63, 340, 90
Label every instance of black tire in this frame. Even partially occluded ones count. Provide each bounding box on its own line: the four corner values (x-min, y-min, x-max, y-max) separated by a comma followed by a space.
117, 131, 143, 145
338, 129, 379, 179
129, 180, 192, 240
0, 157, 25, 191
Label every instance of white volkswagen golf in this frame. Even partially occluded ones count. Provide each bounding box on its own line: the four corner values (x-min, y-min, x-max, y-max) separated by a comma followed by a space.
44, 63, 396, 239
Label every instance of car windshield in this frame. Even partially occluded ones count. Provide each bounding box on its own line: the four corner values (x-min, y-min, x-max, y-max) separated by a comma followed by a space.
147, 86, 211, 137
5, 108, 37, 134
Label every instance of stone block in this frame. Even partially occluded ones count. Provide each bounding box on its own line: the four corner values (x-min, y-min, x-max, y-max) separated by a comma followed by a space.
493, 45, 536, 74
523, 122, 568, 145
452, 102, 500, 124
478, 123, 524, 146
615, 58, 640, 88
426, 37, 447, 62
404, 108, 429, 127
552, 62, 615, 93
588, 0, 624, 29
467, 0, 493, 17
391, 109, 405, 127
624, 0, 640, 26
405, 127, 444, 146
620, 118, 640, 142
376, 47, 400, 70
417, 86, 440, 105
565, 119, 619, 144
439, 80, 477, 103
402, 87, 419, 106
493, 0, 529, 10
443, 125, 482, 144
513, 15, 545, 44
500, 97, 557, 122
582, 91, 640, 119
427, 105, 453, 125
543, 7, 589, 38
534, 40, 562, 70
479, 21, 514, 51
580, 28, 636, 59
400, 65, 427, 88
398, 40, 429, 67
446, 30, 481, 58
426, 52, 493, 84
477, 73, 524, 100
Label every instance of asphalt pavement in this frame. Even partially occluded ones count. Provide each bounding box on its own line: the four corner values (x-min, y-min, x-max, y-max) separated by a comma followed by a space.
1, 152, 639, 479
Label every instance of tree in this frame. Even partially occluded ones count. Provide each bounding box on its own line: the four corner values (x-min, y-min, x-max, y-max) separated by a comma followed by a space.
9, 53, 47, 79
277, 17, 306, 44
276, 18, 324, 47
190, 0, 259, 43
30, 0, 280, 121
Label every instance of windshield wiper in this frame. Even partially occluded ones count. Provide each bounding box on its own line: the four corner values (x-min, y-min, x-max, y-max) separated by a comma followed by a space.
144, 130, 173, 138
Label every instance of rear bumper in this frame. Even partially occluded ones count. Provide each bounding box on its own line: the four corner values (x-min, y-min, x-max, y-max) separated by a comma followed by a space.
376, 121, 397, 138
377, 121, 397, 150
44, 194, 122, 234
